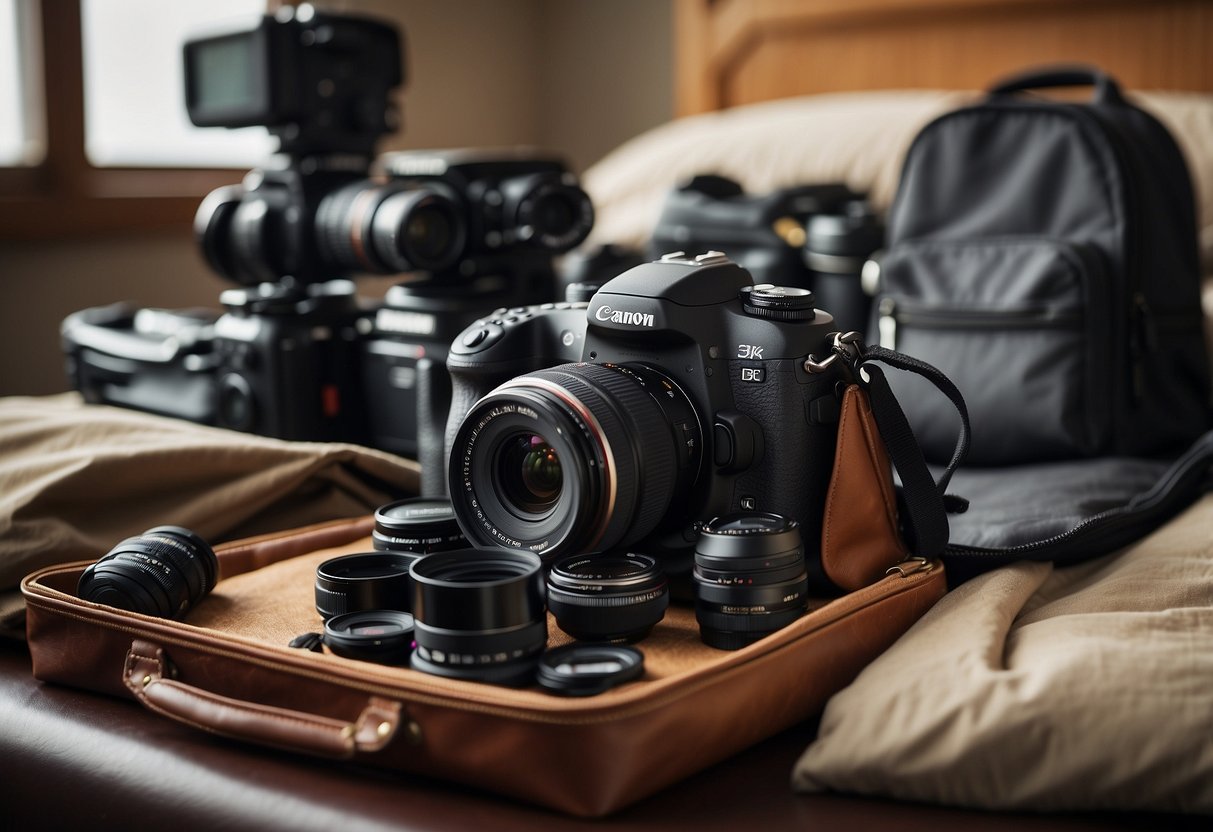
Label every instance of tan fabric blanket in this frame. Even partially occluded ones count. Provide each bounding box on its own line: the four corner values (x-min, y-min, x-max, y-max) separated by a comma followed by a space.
794, 493, 1213, 813
0, 395, 419, 636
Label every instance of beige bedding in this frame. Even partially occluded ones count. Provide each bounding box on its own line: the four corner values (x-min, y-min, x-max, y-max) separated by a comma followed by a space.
0, 394, 419, 636
794, 494, 1213, 813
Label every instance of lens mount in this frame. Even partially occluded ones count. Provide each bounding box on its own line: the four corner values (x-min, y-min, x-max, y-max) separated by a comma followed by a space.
409, 549, 547, 686
323, 610, 415, 666
448, 362, 701, 562
547, 552, 669, 643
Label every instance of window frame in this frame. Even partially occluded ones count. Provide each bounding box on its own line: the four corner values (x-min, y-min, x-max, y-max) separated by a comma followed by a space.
0, 0, 250, 239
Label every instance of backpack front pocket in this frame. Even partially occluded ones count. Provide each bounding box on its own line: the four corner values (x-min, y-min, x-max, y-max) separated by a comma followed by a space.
875, 237, 1112, 465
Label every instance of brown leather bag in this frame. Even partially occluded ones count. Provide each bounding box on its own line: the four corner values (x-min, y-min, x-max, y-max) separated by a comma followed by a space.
23, 516, 944, 817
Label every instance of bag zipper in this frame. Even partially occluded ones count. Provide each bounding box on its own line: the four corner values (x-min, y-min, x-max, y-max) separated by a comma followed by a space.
877, 297, 1083, 350
945, 430, 1213, 563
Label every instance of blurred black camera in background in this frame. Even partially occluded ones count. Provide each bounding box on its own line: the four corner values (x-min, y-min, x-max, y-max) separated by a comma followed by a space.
62, 6, 592, 458
649, 174, 883, 334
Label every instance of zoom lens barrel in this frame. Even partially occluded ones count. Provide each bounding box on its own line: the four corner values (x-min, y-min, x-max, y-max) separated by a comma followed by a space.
449, 362, 701, 562
693, 513, 808, 650
77, 526, 219, 620
315, 180, 466, 274
409, 549, 547, 687
547, 552, 669, 643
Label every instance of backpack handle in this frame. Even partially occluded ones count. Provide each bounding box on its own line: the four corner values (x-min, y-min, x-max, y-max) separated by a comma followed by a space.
987, 65, 1125, 106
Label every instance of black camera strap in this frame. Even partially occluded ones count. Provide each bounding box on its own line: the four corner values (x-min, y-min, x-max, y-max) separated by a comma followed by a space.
823, 334, 971, 558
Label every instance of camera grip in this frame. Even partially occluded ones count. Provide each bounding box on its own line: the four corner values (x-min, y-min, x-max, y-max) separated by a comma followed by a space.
416, 358, 452, 497
123, 640, 401, 759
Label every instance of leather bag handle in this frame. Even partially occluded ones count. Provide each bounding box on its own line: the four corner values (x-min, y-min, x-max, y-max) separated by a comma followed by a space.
123, 639, 402, 759
987, 64, 1125, 106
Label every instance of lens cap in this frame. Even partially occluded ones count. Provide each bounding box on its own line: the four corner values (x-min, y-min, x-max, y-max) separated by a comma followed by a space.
536, 644, 645, 697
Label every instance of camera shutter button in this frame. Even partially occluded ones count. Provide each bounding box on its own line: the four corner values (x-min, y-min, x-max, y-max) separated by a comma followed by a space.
461, 328, 489, 349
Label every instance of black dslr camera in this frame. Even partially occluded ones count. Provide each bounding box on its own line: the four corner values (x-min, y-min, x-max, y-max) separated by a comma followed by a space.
650, 175, 883, 334
442, 252, 847, 577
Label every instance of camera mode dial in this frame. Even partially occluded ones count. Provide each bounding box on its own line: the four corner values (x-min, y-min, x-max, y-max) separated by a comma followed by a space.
739, 284, 817, 321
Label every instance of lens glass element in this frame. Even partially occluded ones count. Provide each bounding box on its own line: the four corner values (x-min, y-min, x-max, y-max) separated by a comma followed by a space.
496, 432, 563, 516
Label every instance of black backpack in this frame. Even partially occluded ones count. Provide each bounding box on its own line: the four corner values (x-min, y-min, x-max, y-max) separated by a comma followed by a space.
875, 65, 1211, 467
870, 66, 1213, 578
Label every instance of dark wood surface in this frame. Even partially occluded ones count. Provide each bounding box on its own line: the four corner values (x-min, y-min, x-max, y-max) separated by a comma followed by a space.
0, 638, 1201, 831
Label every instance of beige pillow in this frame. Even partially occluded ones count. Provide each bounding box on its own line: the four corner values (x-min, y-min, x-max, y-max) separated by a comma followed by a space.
792, 494, 1213, 813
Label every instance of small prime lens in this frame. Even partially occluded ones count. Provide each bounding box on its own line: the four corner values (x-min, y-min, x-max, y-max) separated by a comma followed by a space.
409, 549, 546, 687
547, 552, 668, 643
693, 513, 808, 651
323, 610, 415, 666
77, 526, 219, 620
315, 552, 413, 620
372, 497, 468, 556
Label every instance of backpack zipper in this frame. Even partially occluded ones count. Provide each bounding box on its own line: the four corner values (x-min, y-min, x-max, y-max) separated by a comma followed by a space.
877, 297, 1082, 349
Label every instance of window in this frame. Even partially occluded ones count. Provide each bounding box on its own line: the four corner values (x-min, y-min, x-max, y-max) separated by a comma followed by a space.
0, 0, 270, 239
0, 0, 43, 165
81, 0, 273, 168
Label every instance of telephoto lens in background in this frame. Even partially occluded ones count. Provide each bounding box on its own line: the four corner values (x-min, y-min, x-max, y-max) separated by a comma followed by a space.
77, 526, 219, 620
546, 552, 668, 643
693, 513, 809, 650
409, 549, 547, 687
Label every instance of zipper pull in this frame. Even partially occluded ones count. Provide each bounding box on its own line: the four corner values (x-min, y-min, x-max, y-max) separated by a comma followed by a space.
877, 297, 897, 349
1130, 293, 1156, 400
885, 556, 935, 578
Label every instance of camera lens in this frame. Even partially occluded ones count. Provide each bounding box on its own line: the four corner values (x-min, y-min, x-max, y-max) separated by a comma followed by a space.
409, 549, 546, 687
77, 526, 219, 620
372, 497, 468, 556
693, 513, 808, 651
323, 610, 415, 666
448, 362, 702, 562
500, 174, 594, 252
315, 180, 467, 275
315, 552, 414, 620
547, 552, 668, 643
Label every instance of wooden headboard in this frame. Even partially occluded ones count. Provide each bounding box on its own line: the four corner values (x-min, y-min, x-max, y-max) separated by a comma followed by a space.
675, 0, 1213, 115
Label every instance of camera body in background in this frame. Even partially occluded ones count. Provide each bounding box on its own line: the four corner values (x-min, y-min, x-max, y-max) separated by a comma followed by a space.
442, 251, 846, 580
649, 174, 883, 334
62, 6, 593, 454
362, 149, 593, 464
